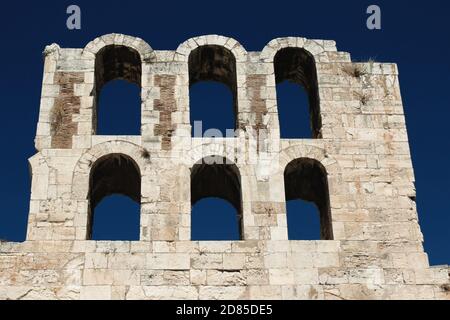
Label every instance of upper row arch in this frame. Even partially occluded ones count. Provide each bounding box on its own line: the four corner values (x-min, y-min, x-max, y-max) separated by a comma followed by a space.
82, 33, 156, 62
174, 35, 248, 63
81, 34, 331, 64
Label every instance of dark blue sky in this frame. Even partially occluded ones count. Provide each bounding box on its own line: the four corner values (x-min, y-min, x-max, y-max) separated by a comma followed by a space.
0, 1, 448, 265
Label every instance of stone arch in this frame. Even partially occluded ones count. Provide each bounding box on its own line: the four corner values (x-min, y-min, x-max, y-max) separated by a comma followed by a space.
175, 35, 248, 63
82, 33, 155, 62
278, 144, 340, 240
86, 152, 141, 239
187, 141, 240, 168
278, 144, 341, 176
82, 34, 154, 136
71, 140, 148, 201
191, 156, 241, 209
262, 38, 323, 138
190, 155, 243, 240
260, 37, 327, 62
176, 35, 247, 137
89, 153, 141, 207
284, 157, 333, 240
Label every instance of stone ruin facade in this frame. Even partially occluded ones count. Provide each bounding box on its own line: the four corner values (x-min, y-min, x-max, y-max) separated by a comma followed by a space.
0, 33, 448, 300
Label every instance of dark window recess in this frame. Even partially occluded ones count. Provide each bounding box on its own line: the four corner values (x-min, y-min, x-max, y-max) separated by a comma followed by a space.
189, 46, 237, 136
88, 154, 141, 240
284, 158, 333, 240
94, 45, 141, 135
191, 156, 242, 240
274, 47, 321, 138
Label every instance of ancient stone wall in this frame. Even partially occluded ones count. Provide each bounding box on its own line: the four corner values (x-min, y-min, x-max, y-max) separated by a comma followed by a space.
0, 34, 448, 300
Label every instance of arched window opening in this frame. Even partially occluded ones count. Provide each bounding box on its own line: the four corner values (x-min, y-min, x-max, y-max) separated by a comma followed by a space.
88, 153, 141, 240
274, 48, 321, 138
188, 46, 237, 137
191, 156, 242, 240
284, 158, 332, 240
94, 45, 141, 135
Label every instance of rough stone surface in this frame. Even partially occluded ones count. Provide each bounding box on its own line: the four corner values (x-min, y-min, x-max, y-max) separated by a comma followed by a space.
2, 33, 449, 300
